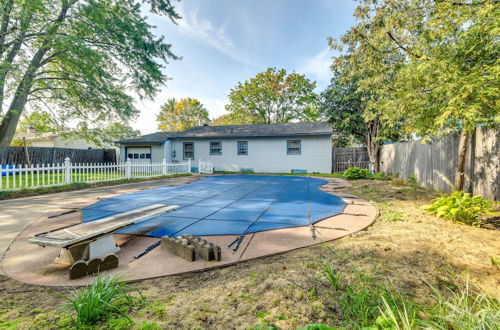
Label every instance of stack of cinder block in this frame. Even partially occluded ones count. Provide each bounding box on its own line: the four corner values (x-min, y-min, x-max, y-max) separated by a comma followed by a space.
161, 236, 196, 261
181, 234, 221, 261
161, 235, 221, 262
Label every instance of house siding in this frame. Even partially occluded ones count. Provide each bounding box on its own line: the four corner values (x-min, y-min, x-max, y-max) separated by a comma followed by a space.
170, 136, 332, 173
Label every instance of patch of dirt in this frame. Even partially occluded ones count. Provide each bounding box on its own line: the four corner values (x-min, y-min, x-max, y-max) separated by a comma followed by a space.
0, 179, 498, 329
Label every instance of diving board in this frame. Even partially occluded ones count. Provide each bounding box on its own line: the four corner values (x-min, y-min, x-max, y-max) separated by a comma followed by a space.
28, 204, 178, 269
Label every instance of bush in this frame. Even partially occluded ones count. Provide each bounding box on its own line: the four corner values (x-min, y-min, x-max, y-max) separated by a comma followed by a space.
422, 191, 497, 227
60, 275, 137, 327
343, 167, 372, 179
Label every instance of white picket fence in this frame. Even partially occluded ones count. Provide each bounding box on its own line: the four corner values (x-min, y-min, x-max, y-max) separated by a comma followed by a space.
198, 159, 214, 174
0, 158, 199, 191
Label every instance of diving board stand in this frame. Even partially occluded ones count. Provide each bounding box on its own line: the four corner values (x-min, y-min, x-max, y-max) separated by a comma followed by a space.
28, 204, 178, 279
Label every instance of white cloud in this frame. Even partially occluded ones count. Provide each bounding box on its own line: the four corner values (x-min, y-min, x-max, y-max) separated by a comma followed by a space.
176, 5, 258, 67
298, 47, 333, 82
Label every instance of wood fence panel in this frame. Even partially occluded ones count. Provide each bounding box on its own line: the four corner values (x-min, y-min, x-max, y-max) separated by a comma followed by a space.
0, 147, 116, 165
380, 127, 499, 200
332, 147, 370, 173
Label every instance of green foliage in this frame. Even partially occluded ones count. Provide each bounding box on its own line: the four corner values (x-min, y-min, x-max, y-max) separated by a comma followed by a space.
136, 321, 162, 330
320, 69, 405, 149
298, 324, 334, 330
251, 312, 285, 329
343, 167, 372, 179
59, 275, 137, 327
407, 174, 417, 187
81, 122, 141, 147
322, 263, 420, 328
105, 316, 134, 330
378, 202, 407, 222
226, 67, 319, 124
0, 0, 180, 145
211, 113, 246, 126
422, 191, 497, 227
371, 172, 387, 180
18, 112, 60, 134
156, 97, 210, 132
331, 0, 498, 138
421, 279, 500, 329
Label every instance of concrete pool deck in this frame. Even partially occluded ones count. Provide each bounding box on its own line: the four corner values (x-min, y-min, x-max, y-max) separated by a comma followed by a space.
0, 176, 377, 286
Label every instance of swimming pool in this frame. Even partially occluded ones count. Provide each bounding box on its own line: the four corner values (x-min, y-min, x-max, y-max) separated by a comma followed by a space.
82, 175, 346, 237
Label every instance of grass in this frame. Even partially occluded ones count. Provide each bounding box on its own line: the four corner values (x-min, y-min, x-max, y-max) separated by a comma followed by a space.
0, 179, 498, 329
0, 173, 191, 200
318, 262, 499, 329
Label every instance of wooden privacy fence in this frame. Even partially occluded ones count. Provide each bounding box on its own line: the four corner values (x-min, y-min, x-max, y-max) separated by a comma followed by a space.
0, 146, 116, 165
0, 158, 197, 191
379, 127, 499, 200
332, 147, 370, 173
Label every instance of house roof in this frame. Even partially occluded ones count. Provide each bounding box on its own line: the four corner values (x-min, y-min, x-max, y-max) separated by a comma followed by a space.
118, 122, 332, 144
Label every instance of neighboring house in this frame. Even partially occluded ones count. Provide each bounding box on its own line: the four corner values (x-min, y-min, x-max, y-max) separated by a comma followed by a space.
16, 130, 120, 157
117, 122, 333, 173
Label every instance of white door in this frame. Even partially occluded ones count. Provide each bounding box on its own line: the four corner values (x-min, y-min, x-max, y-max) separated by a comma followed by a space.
126, 147, 152, 163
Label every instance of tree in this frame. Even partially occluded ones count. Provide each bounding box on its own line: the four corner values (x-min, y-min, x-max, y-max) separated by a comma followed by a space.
331, 0, 498, 189
78, 122, 140, 147
157, 97, 210, 132
211, 113, 246, 126
320, 69, 404, 165
17, 111, 59, 134
0, 0, 180, 146
225, 68, 319, 124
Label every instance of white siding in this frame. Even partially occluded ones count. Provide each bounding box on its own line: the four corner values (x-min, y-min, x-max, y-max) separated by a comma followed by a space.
170, 136, 332, 173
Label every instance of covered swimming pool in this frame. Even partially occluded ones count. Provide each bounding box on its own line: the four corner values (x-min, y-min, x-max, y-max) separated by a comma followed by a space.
82, 175, 346, 238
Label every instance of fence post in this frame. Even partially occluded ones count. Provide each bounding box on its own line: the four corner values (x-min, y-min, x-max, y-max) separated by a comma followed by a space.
188, 159, 191, 173
126, 158, 132, 179
64, 157, 71, 184
162, 158, 167, 175
198, 159, 201, 174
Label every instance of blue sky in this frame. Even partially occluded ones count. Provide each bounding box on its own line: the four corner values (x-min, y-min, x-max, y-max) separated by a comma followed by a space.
134, 0, 358, 133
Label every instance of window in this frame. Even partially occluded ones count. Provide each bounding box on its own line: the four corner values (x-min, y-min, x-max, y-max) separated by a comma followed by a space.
287, 140, 301, 155
237, 141, 248, 155
210, 141, 222, 155
183, 142, 194, 160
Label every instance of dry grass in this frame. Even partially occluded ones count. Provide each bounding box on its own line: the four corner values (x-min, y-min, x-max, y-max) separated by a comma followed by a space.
0, 179, 498, 329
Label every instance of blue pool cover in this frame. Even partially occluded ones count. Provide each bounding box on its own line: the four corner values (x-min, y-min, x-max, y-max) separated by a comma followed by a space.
82, 175, 346, 237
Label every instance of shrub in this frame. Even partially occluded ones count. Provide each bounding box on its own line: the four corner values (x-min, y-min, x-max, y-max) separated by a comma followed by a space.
343, 167, 372, 179
60, 275, 136, 327
422, 191, 497, 226
371, 172, 387, 180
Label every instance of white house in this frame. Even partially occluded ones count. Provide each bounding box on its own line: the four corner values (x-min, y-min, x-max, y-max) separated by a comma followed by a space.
117, 122, 333, 173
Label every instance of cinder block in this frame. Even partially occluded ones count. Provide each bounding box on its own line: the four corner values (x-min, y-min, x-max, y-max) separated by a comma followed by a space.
161, 236, 195, 261
181, 235, 222, 261
68, 253, 119, 279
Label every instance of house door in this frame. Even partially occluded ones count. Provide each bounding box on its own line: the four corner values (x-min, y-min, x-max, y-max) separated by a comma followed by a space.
126, 147, 152, 163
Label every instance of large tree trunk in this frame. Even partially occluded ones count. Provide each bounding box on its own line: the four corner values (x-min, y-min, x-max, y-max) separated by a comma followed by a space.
365, 118, 381, 172
454, 131, 470, 191
0, 1, 73, 145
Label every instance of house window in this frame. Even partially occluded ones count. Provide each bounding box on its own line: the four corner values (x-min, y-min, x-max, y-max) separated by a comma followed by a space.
237, 141, 248, 155
287, 140, 301, 155
210, 141, 222, 155
183, 142, 194, 160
